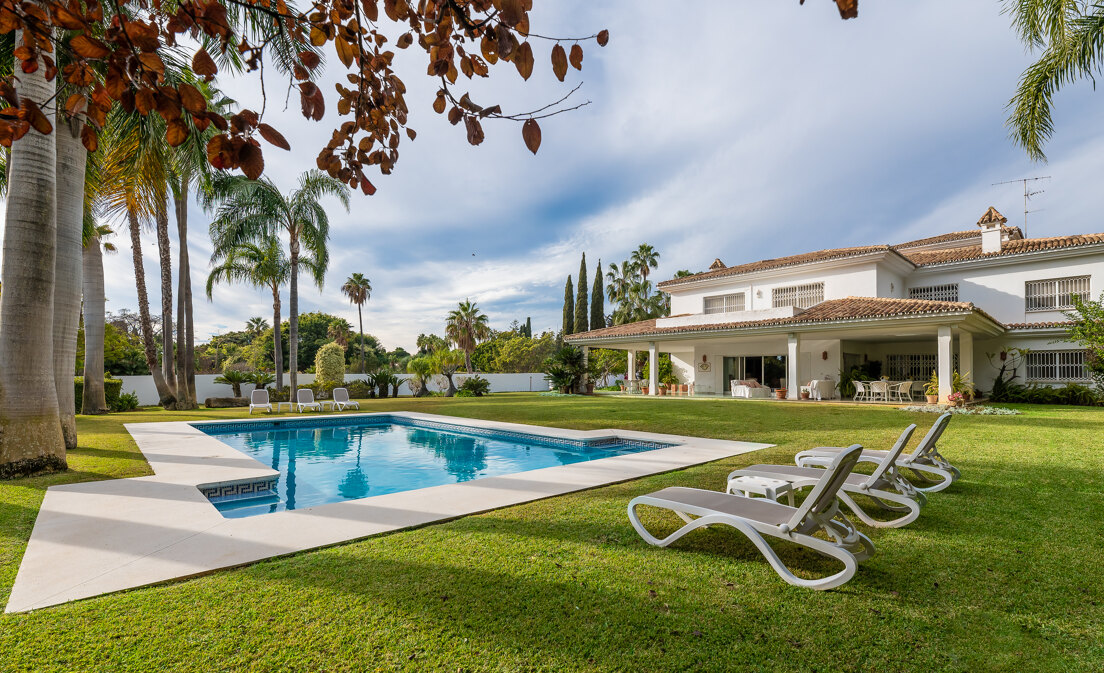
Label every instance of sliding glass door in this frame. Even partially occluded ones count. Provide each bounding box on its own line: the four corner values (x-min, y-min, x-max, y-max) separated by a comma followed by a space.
723, 355, 786, 394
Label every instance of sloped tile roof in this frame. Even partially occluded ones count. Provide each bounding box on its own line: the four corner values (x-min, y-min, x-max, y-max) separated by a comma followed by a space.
658, 246, 895, 288
1005, 321, 1073, 330
977, 206, 1008, 226
893, 226, 1024, 249
901, 233, 1104, 266
566, 297, 993, 341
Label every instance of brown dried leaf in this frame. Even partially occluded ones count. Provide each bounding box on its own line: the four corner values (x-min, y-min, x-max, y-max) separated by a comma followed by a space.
192, 48, 217, 77
464, 115, 484, 146
240, 142, 264, 180
522, 118, 541, 155
597, 30, 610, 47
570, 44, 583, 70
551, 44, 567, 82
81, 124, 98, 152
514, 42, 534, 80
258, 123, 291, 150
69, 34, 110, 59
165, 118, 189, 147
179, 83, 207, 115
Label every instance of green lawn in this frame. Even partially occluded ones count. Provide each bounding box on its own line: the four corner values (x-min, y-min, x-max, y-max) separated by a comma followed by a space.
1, 395, 1102, 671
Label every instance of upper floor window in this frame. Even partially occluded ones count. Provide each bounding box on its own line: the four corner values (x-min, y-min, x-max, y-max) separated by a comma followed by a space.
908, 284, 959, 302
703, 293, 745, 314
1025, 276, 1090, 312
1025, 350, 1091, 382
772, 282, 824, 309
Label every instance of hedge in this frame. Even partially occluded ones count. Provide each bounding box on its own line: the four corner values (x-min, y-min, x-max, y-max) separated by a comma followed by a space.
74, 376, 123, 413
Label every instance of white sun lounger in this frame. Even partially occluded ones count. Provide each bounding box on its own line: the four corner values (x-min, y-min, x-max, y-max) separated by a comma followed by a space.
728, 424, 925, 528
249, 389, 273, 414
794, 412, 957, 493
296, 388, 322, 413
628, 444, 875, 590
331, 387, 360, 411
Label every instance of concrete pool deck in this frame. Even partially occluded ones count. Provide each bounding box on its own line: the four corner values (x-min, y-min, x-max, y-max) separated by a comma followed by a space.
5, 411, 771, 613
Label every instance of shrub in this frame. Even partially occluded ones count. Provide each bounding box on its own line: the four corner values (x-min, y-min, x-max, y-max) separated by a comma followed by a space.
214, 368, 251, 397
315, 342, 347, 389
543, 346, 585, 394
989, 382, 1102, 406
110, 391, 140, 412
343, 378, 375, 399
458, 374, 491, 397
74, 376, 124, 413
249, 371, 275, 390
454, 389, 475, 397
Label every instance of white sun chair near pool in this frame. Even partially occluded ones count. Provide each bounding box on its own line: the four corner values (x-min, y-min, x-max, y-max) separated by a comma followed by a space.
249, 389, 273, 414
330, 387, 360, 411
296, 388, 322, 413
795, 412, 957, 493
627, 444, 875, 590
728, 424, 925, 529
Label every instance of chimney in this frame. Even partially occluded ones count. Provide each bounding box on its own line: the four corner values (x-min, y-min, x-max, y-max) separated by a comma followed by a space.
976, 206, 1007, 254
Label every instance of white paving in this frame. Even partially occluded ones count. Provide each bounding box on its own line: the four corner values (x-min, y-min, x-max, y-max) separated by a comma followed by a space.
5, 411, 770, 612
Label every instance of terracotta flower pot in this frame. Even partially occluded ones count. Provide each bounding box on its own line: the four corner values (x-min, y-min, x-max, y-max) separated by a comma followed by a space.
775, 389, 787, 400
800, 391, 810, 400
926, 394, 939, 404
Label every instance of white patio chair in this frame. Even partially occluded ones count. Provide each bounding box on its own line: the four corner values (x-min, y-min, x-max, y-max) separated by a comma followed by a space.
894, 380, 914, 403
795, 412, 958, 493
249, 389, 272, 414
627, 444, 875, 590
295, 388, 322, 413
331, 387, 360, 411
853, 380, 869, 402
869, 380, 889, 402
728, 424, 925, 528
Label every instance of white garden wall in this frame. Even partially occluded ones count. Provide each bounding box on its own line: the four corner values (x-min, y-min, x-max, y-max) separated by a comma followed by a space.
118, 372, 552, 406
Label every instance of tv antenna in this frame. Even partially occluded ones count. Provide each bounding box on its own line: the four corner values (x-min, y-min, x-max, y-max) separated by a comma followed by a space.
992, 176, 1050, 236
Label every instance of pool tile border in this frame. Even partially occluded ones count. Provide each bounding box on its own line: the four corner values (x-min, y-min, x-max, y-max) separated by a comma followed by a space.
6, 411, 771, 613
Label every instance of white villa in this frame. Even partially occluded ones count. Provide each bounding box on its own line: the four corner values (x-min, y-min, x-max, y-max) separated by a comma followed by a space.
567, 207, 1104, 403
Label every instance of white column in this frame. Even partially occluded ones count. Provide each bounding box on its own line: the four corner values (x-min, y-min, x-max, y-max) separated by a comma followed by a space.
580, 346, 590, 393
959, 331, 974, 382
648, 341, 658, 396
627, 350, 636, 380
786, 333, 800, 400
937, 325, 953, 404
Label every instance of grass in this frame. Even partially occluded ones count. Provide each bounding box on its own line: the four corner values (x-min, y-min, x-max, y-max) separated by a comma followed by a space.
1, 394, 1102, 671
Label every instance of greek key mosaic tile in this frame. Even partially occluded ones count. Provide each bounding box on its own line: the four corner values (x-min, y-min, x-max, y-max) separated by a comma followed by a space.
200, 478, 278, 503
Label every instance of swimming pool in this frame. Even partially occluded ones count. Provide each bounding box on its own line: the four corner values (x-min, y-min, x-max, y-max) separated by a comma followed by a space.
196, 415, 677, 518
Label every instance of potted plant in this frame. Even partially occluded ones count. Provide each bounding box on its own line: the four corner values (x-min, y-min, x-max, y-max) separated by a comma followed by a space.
947, 391, 965, 407
924, 371, 940, 404
775, 388, 787, 400
800, 385, 811, 400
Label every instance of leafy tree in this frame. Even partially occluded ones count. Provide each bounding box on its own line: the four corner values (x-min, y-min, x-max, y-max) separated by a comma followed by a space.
417, 333, 448, 356
246, 317, 270, 337
544, 346, 586, 394
574, 253, 589, 334
1065, 292, 1104, 386
494, 333, 558, 373
563, 275, 574, 336
341, 273, 373, 374
591, 261, 605, 330
631, 244, 660, 284
315, 342, 348, 390
1006, 2, 1104, 160
446, 299, 491, 373
432, 350, 465, 397
525, 317, 533, 338
590, 348, 627, 386
406, 356, 434, 398
204, 170, 350, 394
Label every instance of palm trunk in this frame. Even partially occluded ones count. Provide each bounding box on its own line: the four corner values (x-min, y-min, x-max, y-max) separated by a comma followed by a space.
81, 234, 108, 414
156, 199, 176, 397
173, 190, 197, 409
272, 284, 283, 390
288, 232, 300, 395
0, 32, 66, 476
53, 117, 86, 448
127, 209, 176, 407
465, 351, 473, 373
357, 303, 365, 373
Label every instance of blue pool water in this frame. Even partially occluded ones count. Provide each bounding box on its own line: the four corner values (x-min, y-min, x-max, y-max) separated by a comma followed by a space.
196, 416, 675, 518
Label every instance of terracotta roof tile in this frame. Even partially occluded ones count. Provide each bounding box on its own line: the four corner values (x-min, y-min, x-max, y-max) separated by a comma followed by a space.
658, 245, 894, 288
1005, 321, 1073, 330
566, 297, 994, 341
901, 233, 1104, 266
893, 226, 1024, 249
977, 206, 1008, 226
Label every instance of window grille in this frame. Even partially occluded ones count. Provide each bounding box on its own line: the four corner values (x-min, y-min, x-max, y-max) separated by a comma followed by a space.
885, 354, 959, 381
1025, 276, 1090, 312
1025, 350, 1091, 382
703, 293, 745, 314
908, 284, 959, 302
771, 282, 824, 309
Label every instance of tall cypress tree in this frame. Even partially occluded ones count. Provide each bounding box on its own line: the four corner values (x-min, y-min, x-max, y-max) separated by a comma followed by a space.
591, 259, 604, 330
525, 316, 532, 338
563, 276, 574, 336
574, 253, 589, 334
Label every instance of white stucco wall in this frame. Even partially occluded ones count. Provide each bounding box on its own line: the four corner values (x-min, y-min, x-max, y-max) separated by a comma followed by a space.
118, 372, 552, 406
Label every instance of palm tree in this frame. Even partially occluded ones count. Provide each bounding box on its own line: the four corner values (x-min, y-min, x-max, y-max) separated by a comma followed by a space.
207, 238, 303, 391
341, 273, 373, 373
631, 244, 660, 284
214, 368, 251, 397
1006, 3, 1104, 161
0, 44, 67, 472
446, 300, 491, 373
82, 224, 117, 415
246, 317, 270, 337
204, 170, 350, 395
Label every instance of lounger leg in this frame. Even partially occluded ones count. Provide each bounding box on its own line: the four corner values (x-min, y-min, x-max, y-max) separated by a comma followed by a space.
837, 490, 921, 529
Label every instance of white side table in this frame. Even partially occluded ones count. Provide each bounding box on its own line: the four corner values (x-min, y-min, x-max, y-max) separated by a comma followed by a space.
275, 401, 294, 413
726, 475, 795, 506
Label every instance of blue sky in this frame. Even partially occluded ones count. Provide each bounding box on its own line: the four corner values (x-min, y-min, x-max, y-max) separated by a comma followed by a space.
29, 1, 1104, 351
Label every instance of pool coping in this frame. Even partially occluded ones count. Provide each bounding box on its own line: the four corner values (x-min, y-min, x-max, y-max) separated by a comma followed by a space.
5, 411, 772, 613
